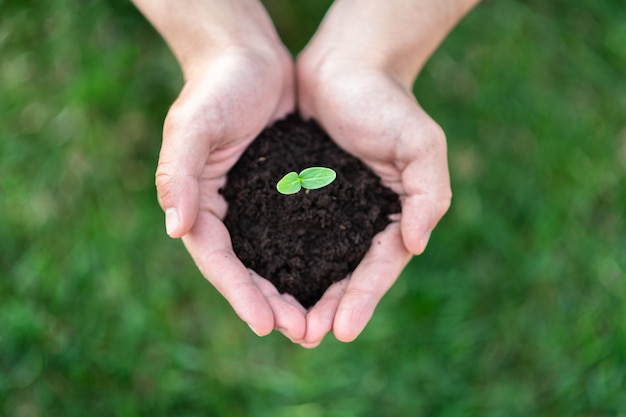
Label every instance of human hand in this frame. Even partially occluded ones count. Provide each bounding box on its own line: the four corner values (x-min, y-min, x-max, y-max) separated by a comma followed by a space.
164, 50, 307, 341
133, 0, 307, 340
293, 0, 482, 347
296, 56, 451, 347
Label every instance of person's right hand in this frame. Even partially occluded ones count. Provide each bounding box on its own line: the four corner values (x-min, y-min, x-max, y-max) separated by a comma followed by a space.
132, 0, 306, 341
164, 49, 305, 340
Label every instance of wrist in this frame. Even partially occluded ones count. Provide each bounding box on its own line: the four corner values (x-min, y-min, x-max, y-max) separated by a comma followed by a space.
133, 0, 286, 80
299, 0, 480, 86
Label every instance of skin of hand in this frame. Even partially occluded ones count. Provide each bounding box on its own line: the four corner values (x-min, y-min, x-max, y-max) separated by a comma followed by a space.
296, 0, 480, 348
132, 0, 309, 341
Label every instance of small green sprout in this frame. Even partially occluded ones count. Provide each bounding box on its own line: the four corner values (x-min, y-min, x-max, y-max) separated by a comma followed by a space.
276, 167, 337, 195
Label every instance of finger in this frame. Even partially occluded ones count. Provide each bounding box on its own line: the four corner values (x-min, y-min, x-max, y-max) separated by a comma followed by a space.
182, 212, 275, 336
250, 272, 307, 343
400, 164, 451, 254
157, 73, 260, 238
156, 85, 216, 238
300, 278, 349, 349
156, 172, 200, 238
333, 223, 412, 343
399, 117, 452, 254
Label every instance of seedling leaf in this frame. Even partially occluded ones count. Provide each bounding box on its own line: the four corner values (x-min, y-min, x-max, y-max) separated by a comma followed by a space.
299, 167, 337, 190
276, 171, 302, 194
276, 166, 336, 195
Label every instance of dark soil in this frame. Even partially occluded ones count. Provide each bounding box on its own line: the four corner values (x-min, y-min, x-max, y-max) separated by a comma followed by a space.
221, 114, 401, 308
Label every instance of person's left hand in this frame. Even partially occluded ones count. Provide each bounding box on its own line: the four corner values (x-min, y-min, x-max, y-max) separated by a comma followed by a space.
295, 51, 452, 348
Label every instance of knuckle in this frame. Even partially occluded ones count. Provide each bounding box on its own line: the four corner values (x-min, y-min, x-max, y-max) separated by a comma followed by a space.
396, 118, 447, 163
437, 193, 453, 217
163, 100, 192, 141
419, 122, 447, 154
431, 183, 453, 219
154, 162, 172, 188
426, 120, 447, 142
343, 285, 379, 307
154, 164, 178, 208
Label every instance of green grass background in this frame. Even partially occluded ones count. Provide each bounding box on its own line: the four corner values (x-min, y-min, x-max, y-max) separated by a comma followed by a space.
2, 0, 625, 415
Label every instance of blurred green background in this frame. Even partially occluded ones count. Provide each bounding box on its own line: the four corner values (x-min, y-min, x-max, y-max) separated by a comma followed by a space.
2, 0, 625, 415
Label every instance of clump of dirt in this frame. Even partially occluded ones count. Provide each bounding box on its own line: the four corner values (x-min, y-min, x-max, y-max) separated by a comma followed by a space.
221, 114, 400, 308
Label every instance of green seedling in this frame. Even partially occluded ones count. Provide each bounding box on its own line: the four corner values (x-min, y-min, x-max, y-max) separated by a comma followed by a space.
276, 167, 337, 195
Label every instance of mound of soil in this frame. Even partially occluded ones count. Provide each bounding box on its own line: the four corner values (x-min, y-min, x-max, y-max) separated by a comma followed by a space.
221, 114, 400, 308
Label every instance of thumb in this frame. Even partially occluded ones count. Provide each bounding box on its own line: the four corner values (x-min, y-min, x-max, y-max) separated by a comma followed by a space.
156, 97, 211, 238
398, 115, 452, 254
156, 164, 200, 239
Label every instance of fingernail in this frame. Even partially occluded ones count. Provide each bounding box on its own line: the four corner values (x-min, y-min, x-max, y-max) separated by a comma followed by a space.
421, 230, 432, 251
165, 208, 179, 236
247, 323, 261, 336
300, 341, 321, 349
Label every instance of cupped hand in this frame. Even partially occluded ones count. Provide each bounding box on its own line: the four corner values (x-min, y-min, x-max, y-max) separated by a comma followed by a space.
134, 0, 477, 347
296, 53, 452, 347
156, 45, 308, 340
